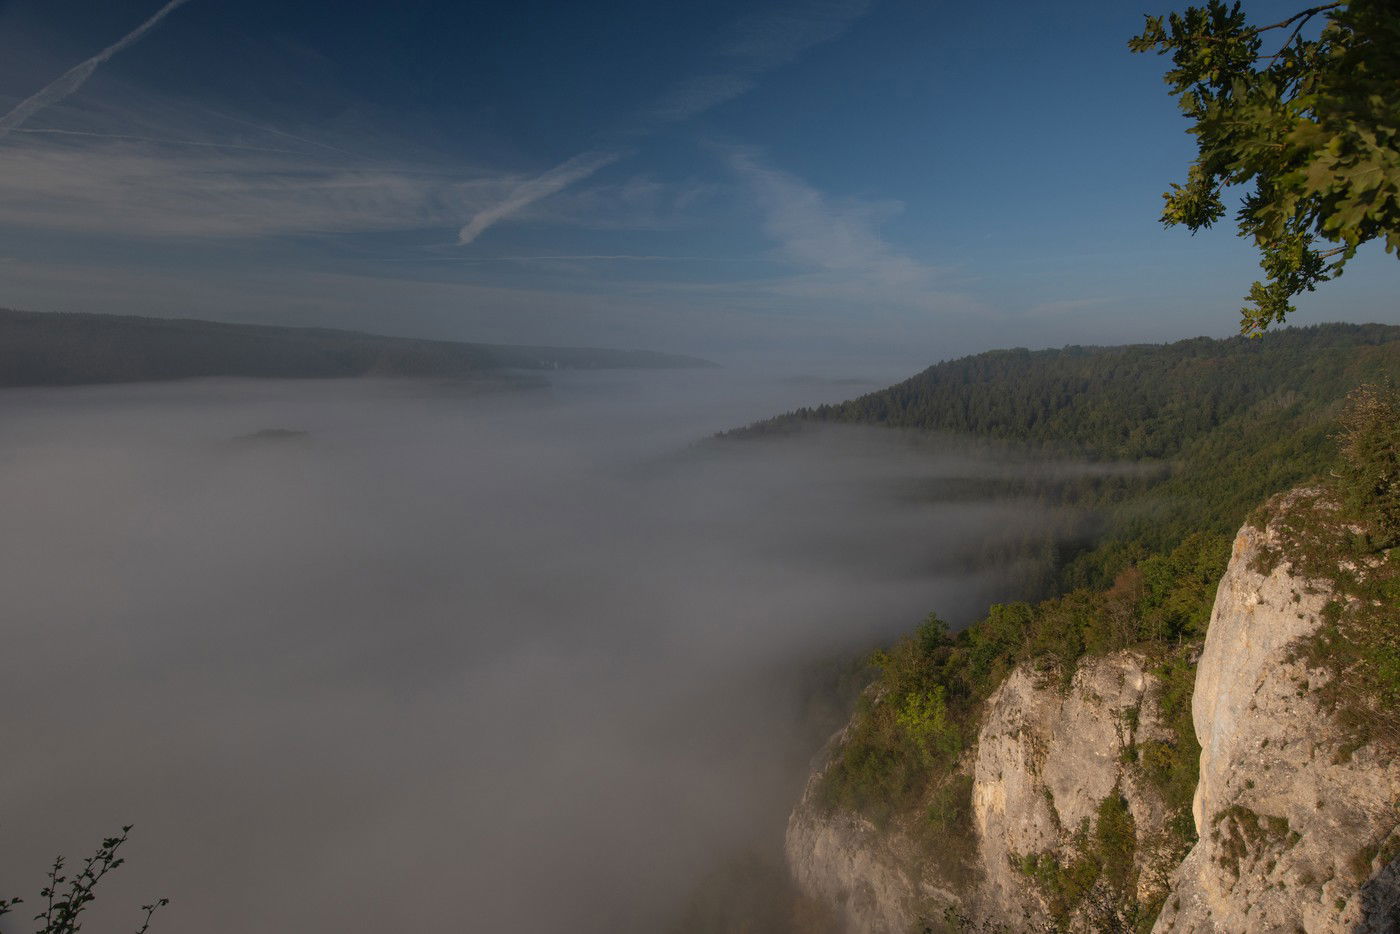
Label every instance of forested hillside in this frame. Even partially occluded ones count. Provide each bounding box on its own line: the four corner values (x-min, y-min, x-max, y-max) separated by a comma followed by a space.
735, 324, 1399, 590
738, 324, 1398, 459
738, 324, 1400, 928
0, 308, 714, 388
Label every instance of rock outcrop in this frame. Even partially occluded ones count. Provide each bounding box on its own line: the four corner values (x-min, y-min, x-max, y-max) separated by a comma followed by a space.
785, 727, 938, 933
1153, 502, 1400, 933
787, 653, 1182, 931
973, 654, 1181, 925
787, 495, 1400, 932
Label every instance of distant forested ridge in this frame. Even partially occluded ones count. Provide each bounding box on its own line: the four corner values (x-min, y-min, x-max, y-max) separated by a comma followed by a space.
0, 308, 715, 388
733, 324, 1400, 589
734, 324, 1400, 460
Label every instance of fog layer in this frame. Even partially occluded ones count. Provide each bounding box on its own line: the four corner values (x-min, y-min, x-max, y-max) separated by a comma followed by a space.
2, 371, 1056, 932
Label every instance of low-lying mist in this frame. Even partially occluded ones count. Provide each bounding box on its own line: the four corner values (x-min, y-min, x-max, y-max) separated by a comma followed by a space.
1, 370, 1065, 933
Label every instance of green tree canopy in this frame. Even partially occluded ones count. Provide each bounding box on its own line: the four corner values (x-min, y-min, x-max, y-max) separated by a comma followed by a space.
1130, 1, 1399, 333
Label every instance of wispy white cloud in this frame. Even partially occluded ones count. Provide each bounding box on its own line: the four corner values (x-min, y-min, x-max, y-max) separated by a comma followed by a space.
0, 0, 884, 317
725, 145, 945, 304
14, 126, 304, 155
0, 0, 196, 141
454, 0, 873, 247
0, 130, 704, 244
456, 151, 621, 245
0, 135, 513, 238
647, 0, 873, 123
514, 175, 718, 232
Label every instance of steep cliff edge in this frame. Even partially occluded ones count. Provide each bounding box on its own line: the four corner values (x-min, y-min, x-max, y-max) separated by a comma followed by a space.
1154, 495, 1400, 933
974, 655, 1187, 928
787, 493, 1399, 932
786, 746, 939, 934
787, 651, 1190, 930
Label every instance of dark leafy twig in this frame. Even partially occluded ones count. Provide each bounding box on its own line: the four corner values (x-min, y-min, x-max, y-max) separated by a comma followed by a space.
132, 899, 170, 934
1265, 3, 1339, 62
8, 827, 168, 934
1253, 1, 1344, 34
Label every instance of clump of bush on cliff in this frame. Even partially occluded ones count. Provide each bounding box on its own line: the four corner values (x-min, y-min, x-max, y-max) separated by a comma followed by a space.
1336, 383, 1400, 548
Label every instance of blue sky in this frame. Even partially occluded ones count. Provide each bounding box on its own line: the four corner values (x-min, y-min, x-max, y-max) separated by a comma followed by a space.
0, 0, 1394, 367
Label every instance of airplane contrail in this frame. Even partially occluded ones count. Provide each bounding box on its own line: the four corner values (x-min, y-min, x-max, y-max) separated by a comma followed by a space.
457, 150, 620, 246
455, 0, 873, 247
0, 0, 196, 141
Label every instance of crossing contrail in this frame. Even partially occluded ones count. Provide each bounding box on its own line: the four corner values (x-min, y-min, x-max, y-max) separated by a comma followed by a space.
0, 0, 196, 141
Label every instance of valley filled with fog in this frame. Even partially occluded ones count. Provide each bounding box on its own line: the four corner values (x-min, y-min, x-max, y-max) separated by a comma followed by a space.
0, 369, 1067, 933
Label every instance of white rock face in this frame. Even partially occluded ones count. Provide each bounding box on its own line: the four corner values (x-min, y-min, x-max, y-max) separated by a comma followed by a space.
786, 654, 1176, 932
1154, 510, 1400, 933
787, 496, 1400, 933
974, 655, 1176, 923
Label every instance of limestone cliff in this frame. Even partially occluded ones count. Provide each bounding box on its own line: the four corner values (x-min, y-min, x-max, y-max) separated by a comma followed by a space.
1154, 497, 1400, 933
787, 652, 1187, 930
973, 654, 1187, 928
787, 496, 1400, 932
